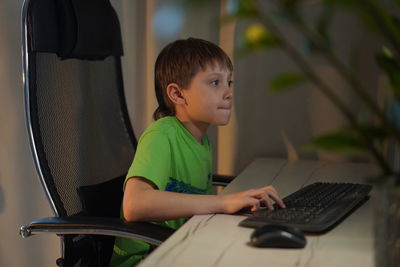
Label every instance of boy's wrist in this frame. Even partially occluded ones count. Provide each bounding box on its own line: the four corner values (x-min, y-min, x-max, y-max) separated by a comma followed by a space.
218, 195, 230, 214
201, 194, 227, 214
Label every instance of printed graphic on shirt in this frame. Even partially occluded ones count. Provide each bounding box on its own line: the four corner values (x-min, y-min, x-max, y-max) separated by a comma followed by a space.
165, 177, 207, 194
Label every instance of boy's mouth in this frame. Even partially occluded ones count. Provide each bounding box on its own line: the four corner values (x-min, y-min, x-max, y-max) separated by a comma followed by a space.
218, 106, 231, 110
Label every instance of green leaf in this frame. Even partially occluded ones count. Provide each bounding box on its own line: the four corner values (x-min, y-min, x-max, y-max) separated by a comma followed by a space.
382, 46, 393, 58
269, 73, 307, 92
304, 131, 368, 154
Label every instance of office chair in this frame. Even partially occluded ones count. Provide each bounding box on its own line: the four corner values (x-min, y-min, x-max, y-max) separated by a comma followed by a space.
20, 0, 232, 266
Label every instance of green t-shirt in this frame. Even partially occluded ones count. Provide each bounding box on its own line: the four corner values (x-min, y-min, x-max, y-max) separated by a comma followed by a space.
110, 116, 212, 267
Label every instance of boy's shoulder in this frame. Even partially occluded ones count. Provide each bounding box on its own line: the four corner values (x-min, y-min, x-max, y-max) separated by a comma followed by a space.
144, 116, 179, 136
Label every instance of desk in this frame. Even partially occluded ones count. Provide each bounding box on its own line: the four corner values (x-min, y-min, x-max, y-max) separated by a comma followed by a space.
138, 158, 379, 267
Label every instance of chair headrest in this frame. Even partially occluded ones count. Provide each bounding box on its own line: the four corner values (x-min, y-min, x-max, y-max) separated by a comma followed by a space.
28, 0, 123, 60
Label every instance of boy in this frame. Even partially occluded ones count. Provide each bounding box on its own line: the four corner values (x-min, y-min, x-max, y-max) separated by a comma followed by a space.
110, 38, 285, 266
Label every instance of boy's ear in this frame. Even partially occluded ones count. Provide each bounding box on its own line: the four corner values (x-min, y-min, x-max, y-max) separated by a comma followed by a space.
166, 83, 186, 105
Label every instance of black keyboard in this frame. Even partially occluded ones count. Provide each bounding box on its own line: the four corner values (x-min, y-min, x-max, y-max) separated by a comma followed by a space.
239, 182, 372, 233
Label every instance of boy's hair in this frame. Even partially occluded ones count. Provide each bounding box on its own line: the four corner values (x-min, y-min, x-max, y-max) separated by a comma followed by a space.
153, 37, 233, 120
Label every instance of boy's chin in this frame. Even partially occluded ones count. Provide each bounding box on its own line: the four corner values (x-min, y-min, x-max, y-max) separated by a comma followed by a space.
219, 121, 230, 126
214, 118, 231, 126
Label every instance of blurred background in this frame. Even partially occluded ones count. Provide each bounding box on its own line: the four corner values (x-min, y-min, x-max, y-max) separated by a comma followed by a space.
0, 0, 388, 265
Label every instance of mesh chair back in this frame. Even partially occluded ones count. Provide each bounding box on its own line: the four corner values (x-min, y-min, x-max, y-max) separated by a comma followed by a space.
22, 0, 137, 265
31, 54, 135, 216
23, 0, 136, 217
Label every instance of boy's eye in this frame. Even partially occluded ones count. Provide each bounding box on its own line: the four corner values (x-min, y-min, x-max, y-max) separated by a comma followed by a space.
228, 80, 234, 87
211, 80, 220, 86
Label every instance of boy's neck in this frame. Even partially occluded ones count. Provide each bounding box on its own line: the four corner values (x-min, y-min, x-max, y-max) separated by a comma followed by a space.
175, 114, 209, 144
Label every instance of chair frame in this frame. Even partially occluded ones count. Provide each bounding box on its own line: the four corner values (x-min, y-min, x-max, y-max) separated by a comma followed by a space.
20, 0, 174, 262
20, 0, 232, 265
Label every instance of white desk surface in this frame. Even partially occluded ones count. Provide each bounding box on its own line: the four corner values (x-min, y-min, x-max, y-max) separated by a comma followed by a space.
138, 158, 379, 267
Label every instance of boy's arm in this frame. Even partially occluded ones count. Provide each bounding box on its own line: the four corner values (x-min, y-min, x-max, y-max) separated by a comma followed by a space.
123, 177, 285, 222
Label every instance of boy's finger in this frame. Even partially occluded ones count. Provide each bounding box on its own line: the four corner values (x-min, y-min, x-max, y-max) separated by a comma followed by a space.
268, 191, 286, 208
250, 198, 260, 211
263, 195, 274, 210
264, 185, 279, 196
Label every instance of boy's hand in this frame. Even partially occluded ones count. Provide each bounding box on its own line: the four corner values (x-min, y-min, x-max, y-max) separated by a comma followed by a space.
221, 186, 286, 214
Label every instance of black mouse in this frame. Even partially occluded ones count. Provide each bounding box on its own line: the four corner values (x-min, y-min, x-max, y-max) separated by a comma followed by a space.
250, 224, 306, 248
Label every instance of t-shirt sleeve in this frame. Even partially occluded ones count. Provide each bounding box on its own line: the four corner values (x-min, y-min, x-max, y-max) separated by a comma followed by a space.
125, 130, 171, 191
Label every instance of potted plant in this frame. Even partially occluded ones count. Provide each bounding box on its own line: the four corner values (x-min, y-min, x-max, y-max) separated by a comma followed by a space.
222, 0, 400, 266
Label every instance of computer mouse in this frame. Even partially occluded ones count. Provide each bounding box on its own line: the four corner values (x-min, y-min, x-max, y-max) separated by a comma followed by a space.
250, 224, 306, 248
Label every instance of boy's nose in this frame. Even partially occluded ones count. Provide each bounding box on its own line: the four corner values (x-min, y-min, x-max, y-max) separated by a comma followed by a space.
224, 88, 233, 100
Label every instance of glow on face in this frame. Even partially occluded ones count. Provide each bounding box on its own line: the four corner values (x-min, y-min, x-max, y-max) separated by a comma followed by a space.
182, 65, 233, 126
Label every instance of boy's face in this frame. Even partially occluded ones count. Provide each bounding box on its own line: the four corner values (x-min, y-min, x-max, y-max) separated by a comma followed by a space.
180, 64, 233, 127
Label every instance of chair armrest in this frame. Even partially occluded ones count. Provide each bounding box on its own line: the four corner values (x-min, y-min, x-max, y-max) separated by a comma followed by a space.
20, 216, 175, 246
212, 174, 235, 187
